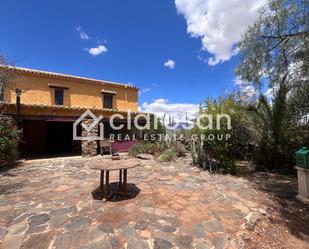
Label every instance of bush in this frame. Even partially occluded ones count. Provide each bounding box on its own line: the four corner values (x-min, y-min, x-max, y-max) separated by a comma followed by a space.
191, 96, 246, 174
128, 142, 167, 157
128, 141, 187, 162
245, 93, 308, 172
0, 116, 21, 165
128, 143, 145, 157
147, 142, 167, 155
158, 149, 176, 162
170, 142, 187, 157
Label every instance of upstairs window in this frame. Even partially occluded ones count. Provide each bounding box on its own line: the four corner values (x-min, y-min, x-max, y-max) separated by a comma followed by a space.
103, 95, 113, 109
54, 88, 64, 105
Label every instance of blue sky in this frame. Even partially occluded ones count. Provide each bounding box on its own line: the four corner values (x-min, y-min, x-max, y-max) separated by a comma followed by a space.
0, 0, 265, 118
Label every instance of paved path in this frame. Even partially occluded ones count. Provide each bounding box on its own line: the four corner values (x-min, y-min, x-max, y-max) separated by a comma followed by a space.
0, 156, 265, 249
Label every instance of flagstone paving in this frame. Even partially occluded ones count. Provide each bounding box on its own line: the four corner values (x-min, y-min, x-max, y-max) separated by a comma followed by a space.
0, 156, 266, 249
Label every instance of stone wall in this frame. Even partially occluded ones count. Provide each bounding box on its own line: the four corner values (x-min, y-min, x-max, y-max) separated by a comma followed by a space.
81, 119, 99, 157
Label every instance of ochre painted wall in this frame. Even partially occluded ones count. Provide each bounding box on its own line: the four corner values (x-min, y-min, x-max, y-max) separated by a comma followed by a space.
4, 73, 138, 112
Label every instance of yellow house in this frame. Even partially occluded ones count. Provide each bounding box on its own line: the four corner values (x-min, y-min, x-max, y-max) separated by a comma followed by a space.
0, 66, 141, 156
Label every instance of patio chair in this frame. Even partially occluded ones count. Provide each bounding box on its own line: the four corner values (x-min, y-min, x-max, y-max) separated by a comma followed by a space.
100, 139, 112, 155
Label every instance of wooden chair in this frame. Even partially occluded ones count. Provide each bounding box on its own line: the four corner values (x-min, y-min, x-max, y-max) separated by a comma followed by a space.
100, 139, 112, 155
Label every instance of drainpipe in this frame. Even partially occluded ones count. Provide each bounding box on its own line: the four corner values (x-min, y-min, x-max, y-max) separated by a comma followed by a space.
15, 88, 22, 123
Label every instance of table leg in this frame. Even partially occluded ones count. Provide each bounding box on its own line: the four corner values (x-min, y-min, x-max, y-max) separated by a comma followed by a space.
119, 169, 122, 187
105, 170, 110, 195
123, 169, 127, 193
100, 170, 104, 192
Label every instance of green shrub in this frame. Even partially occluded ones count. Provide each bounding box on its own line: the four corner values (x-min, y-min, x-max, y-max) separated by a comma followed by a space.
129, 141, 188, 162
244, 92, 308, 172
0, 116, 21, 165
128, 142, 167, 157
158, 149, 176, 162
128, 143, 143, 157
191, 96, 246, 174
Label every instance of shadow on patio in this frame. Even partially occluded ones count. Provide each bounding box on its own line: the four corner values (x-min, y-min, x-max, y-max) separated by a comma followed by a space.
91, 183, 141, 202
239, 165, 309, 242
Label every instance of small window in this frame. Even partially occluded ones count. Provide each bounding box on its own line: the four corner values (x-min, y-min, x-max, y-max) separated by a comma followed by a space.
103, 95, 113, 109
54, 89, 64, 105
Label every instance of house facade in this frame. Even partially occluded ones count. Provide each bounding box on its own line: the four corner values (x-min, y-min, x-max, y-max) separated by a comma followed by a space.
0, 66, 141, 156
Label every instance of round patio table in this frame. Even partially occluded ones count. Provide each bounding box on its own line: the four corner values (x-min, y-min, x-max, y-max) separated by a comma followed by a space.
86, 158, 140, 201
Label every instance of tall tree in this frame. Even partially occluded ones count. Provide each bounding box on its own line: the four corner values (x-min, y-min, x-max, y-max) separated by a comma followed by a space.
0, 55, 15, 103
236, 0, 308, 93
0, 55, 20, 165
236, 0, 308, 170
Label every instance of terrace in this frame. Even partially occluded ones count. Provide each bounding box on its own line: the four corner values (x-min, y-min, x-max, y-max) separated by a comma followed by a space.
0, 155, 308, 249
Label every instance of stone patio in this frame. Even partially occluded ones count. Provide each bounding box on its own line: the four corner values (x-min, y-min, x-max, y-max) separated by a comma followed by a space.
0, 156, 266, 249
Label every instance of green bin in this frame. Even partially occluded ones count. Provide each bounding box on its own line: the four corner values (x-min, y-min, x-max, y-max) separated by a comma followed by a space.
296, 147, 309, 168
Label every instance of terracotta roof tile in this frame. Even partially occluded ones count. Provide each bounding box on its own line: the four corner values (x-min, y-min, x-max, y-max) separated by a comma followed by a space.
0, 65, 138, 90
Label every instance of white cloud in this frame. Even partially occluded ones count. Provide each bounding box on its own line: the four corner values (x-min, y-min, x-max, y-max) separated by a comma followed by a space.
164, 59, 176, 69
197, 55, 208, 63
85, 45, 108, 56
139, 87, 151, 96
240, 85, 257, 100
139, 84, 158, 96
175, 0, 266, 65
141, 88, 151, 93
140, 98, 199, 123
76, 26, 90, 40
264, 85, 281, 102
264, 87, 274, 99
233, 76, 247, 86
233, 76, 258, 102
